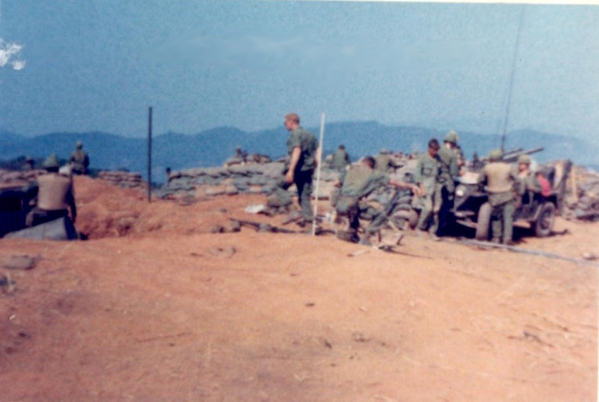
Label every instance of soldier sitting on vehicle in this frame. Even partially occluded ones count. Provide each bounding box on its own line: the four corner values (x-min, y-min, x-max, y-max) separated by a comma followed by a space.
24, 154, 77, 228
333, 156, 419, 245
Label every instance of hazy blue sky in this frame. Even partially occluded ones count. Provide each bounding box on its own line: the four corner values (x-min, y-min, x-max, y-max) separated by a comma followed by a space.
0, 1, 597, 142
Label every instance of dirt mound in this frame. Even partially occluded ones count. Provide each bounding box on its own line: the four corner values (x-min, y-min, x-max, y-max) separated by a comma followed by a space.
75, 176, 267, 239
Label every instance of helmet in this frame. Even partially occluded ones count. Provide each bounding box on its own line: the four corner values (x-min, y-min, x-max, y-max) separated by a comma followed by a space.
42, 154, 60, 169
518, 155, 531, 165
76, 141, 83, 149
444, 130, 458, 145
488, 149, 503, 161
380, 148, 388, 154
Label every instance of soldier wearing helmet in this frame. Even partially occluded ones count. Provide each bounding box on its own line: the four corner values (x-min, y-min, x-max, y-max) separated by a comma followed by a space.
69, 141, 90, 175
477, 149, 520, 244
25, 154, 77, 228
434, 130, 462, 236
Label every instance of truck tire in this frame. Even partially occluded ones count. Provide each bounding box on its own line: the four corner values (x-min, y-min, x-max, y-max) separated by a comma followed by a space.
475, 202, 492, 240
534, 202, 555, 238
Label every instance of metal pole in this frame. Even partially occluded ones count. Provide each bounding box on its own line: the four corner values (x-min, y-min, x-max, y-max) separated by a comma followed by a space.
312, 113, 326, 236
147, 106, 153, 203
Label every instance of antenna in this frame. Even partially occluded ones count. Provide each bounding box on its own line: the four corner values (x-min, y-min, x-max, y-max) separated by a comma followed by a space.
501, 6, 526, 152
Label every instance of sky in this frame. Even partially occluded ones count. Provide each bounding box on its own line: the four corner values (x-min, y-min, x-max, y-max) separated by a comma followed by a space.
0, 0, 598, 143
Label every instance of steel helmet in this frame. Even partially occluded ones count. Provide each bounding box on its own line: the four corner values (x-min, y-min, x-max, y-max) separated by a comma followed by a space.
518, 155, 531, 165
488, 149, 503, 161
42, 154, 60, 169
444, 130, 458, 144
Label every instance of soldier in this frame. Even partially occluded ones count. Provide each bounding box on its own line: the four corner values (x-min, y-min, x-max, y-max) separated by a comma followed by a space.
25, 154, 77, 227
69, 141, 90, 175
374, 148, 399, 172
334, 156, 419, 245
331, 144, 351, 170
414, 139, 441, 239
23, 156, 35, 172
478, 149, 519, 244
435, 131, 461, 235
234, 146, 248, 163
269, 113, 319, 226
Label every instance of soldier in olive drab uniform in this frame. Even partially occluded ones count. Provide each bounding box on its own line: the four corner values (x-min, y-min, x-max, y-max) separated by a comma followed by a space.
414, 139, 441, 238
331, 145, 351, 170
478, 149, 520, 244
270, 113, 319, 225
374, 149, 398, 173
334, 156, 419, 245
435, 131, 461, 235
516, 154, 543, 210
69, 141, 90, 175
25, 154, 77, 227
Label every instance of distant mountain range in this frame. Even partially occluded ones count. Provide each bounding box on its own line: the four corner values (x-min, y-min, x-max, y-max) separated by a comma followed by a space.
1, 122, 597, 180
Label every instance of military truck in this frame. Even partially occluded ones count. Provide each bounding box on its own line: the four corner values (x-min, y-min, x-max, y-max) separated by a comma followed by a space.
451, 149, 572, 239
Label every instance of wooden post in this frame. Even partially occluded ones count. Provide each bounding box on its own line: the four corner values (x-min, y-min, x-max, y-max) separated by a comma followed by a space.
147, 106, 153, 203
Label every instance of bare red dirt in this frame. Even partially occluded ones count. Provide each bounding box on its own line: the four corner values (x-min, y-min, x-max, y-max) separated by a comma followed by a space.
0, 176, 597, 401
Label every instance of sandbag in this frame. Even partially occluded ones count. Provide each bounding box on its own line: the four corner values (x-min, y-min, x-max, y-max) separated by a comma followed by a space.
4, 217, 78, 241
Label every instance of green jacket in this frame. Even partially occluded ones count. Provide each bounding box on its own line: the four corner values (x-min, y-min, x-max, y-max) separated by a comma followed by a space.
436, 147, 459, 192
415, 153, 438, 195
331, 149, 351, 170
286, 127, 318, 172
339, 166, 389, 199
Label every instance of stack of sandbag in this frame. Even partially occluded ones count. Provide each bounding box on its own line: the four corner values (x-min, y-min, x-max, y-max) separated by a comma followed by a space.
98, 171, 145, 189
564, 165, 599, 222
0, 169, 45, 187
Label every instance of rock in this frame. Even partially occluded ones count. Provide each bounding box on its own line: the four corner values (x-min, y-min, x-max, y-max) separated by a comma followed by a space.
2, 255, 38, 270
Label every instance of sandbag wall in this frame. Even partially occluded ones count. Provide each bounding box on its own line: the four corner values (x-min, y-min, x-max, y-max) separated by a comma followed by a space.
155, 162, 351, 201
564, 165, 599, 222
97, 171, 144, 189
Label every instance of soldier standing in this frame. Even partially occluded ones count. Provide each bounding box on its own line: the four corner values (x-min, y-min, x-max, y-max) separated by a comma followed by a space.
374, 149, 392, 172
331, 145, 351, 170
414, 139, 441, 239
435, 131, 461, 235
478, 149, 519, 244
270, 113, 319, 226
25, 154, 77, 227
69, 141, 90, 175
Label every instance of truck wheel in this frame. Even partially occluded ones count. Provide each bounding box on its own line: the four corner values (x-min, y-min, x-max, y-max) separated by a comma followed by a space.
475, 202, 492, 240
408, 209, 419, 229
534, 202, 555, 237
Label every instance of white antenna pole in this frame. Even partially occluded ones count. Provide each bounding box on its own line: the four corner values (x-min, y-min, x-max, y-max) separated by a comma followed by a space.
312, 112, 326, 236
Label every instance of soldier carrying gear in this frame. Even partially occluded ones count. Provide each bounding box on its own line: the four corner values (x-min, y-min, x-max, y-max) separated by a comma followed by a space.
477, 149, 520, 244
25, 154, 77, 228
334, 156, 419, 245
69, 141, 90, 175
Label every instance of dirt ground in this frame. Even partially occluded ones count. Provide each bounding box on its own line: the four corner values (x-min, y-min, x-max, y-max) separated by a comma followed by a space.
0, 176, 597, 402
